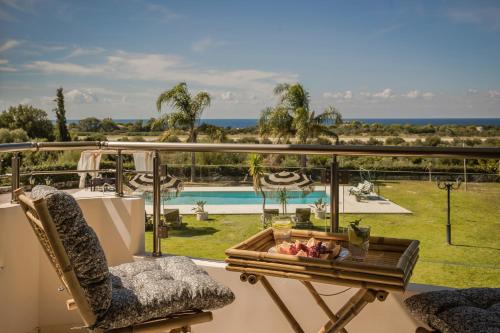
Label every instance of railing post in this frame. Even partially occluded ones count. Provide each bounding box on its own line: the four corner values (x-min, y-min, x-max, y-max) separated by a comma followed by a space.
11, 152, 21, 203
152, 150, 162, 257
115, 150, 123, 197
330, 155, 339, 232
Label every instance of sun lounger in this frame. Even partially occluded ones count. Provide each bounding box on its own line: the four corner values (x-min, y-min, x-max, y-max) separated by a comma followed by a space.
292, 208, 313, 228
349, 180, 374, 201
260, 208, 279, 228
163, 208, 184, 229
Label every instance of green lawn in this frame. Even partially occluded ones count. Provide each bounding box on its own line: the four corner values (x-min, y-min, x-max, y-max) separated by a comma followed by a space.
146, 181, 500, 288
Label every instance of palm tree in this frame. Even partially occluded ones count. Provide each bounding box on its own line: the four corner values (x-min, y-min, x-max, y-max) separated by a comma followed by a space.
248, 153, 267, 214
293, 105, 343, 166
274, 83, 310, 112
156, 82, 211, 182
261, 83, 343, 167
258, 106, 293, 143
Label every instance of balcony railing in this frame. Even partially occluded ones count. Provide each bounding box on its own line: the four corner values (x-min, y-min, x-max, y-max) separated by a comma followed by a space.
1, 141, 499, 257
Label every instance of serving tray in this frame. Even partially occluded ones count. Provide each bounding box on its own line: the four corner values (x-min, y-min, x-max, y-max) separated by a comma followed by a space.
225, 228, 419, 292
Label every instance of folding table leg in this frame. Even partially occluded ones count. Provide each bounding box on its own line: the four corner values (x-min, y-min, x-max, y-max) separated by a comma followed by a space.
259, 276, 305, 333
300, 281, 348, 333
326, 289, 387, 333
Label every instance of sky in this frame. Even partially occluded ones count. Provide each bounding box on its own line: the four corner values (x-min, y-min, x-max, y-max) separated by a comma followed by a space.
0, 0, 499, 120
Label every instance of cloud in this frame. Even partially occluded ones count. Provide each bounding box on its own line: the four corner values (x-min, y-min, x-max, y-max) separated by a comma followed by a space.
65, 89, 98, 104
467, 88, 478, 95
447, 6, 500, 29
220, 91, 236, 101
421, 92, 435, 99
322, 90, 352, 100
402, 90, 435, 100
146, 3, 180, 22
24, 61, 105, 75
361, 88, 396, 99
0, 58, 16, 71
0, 39, 21, 52
23, 50, 298, 94
192, 37, 214, 52
0, 0, 37, 12
66, 47, 104, 58
191, 37, 226, 52
488, 90, 500, 98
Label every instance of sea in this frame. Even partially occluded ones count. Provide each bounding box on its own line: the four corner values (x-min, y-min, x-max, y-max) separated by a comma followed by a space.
67, 118, 500, 128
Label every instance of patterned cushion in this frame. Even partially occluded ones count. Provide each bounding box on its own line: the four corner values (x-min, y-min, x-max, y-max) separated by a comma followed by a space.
30, 186, 112, 321
405, 288, 500, 333
93, 256, 235, 330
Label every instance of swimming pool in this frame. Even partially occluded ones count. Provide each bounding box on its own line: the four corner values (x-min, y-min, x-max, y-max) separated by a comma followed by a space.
144, 190, 329, 205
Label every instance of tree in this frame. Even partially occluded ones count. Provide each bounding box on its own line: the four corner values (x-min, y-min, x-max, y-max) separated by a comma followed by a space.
78, 117, 101, 132
53, 87, 71, 141
0, 128, 29, 143
293, 105, 342, 166
129, 120, 144, 132
260, 83, 342, 167
100, 118, 119, 132
259, 106, 293, 143
156, 82, 211, 182
248, 154, 267, 214
0, 104, 54, 140
147, 117, 167, 132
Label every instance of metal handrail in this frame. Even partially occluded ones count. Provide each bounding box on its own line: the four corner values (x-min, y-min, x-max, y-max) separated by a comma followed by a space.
0, 141, 499, 158
1, 140, 499, 257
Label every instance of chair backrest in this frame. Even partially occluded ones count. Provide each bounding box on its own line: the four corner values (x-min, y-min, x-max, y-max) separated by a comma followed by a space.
15, 189, 97, 327
295, 208, 311, 222
362, 181, 373, 193
163, 208, 180, 221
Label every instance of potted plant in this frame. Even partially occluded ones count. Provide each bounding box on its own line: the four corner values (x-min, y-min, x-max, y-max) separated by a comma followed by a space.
310, 198, 327, 219
192, 200, 208, 221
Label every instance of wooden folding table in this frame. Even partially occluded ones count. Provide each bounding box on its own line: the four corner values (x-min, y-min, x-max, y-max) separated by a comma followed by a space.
225, 228, 419, 333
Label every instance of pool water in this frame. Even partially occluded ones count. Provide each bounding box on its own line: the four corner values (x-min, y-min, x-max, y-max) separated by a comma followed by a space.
144, 190, 329, 205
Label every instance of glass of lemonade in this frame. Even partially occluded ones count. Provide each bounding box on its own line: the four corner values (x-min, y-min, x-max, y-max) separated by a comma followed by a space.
348, 224, 371, 260
272, 216, 293, 245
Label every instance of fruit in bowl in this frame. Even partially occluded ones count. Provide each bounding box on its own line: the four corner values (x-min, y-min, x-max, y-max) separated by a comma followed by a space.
272, 237, 341, 259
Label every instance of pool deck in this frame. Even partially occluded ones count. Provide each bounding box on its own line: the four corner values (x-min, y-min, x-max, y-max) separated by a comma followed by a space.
71, 185, 411, 215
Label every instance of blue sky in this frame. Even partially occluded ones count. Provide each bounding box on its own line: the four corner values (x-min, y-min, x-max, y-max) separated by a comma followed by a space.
0, 0, 499, 119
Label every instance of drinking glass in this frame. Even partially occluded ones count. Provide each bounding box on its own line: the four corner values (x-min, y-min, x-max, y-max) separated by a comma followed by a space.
272, 216, 292, 245
348, 224, 370, 260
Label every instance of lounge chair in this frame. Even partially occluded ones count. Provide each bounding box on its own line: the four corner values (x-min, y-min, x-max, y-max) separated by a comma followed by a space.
349, 180, 374, 201
260, 208, 279, 229
88, 177, 115, 192
163, 208, 184, 229
15, 186, 234, 332
292, 208, 313, 228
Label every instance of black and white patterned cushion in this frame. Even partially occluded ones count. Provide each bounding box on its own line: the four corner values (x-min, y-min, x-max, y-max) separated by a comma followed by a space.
93, 256, 235, 330
30, 185, 112, 321
405, 288, 500, 333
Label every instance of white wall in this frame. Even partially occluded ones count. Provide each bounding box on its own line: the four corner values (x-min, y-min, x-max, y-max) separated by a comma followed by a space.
0, 195, 145, 333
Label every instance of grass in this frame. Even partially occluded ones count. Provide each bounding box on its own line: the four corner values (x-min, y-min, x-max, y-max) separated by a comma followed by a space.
145, 180, 500, 288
